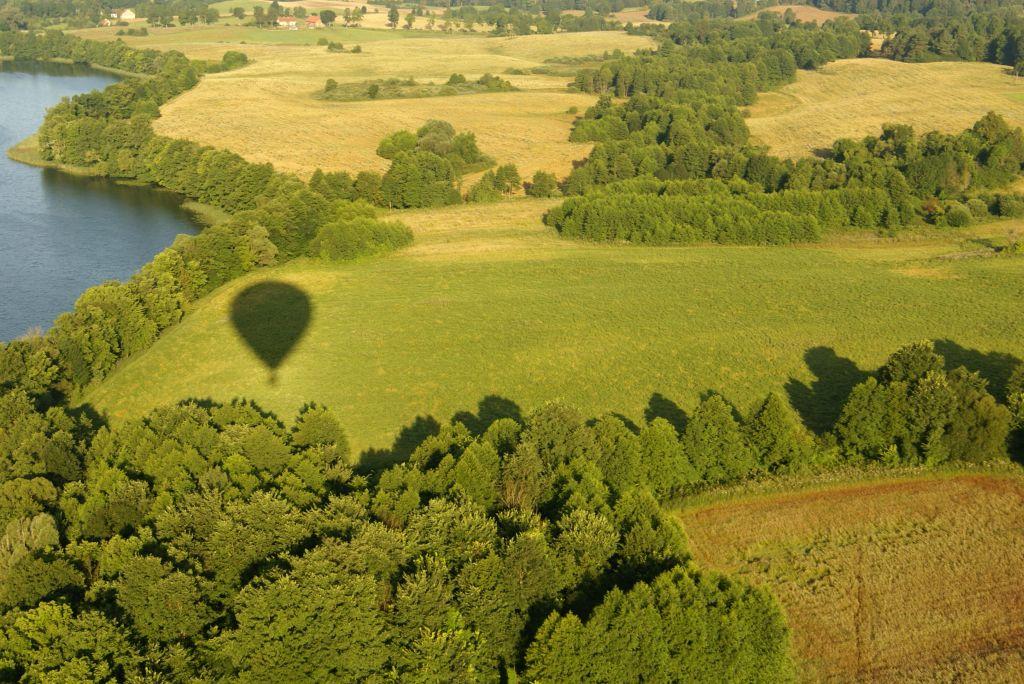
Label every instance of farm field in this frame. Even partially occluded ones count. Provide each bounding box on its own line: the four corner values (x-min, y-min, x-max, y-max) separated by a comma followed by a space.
680, 473, 1024, 681
746, 59, 1024, 158
72, 26, 653, 178
84, 199, 1024, 458
739, 4, 855, 22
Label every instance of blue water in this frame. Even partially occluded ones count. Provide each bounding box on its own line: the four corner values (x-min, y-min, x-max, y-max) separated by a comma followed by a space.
0, 61, 200, 340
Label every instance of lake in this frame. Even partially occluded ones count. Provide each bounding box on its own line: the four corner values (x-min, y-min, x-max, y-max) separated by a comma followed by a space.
0, 61, 200, 341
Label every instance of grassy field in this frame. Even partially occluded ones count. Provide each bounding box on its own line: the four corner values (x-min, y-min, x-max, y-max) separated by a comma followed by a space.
71, 26, 652, 179
83, 199, 1024, 458
746, 59, 1024, 158
680, 473, 1024, 681
739, 4, 855, 22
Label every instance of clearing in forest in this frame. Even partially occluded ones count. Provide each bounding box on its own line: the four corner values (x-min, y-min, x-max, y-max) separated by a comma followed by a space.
739, 4, 856, 23
680, 473, 1024, 681
72, 25, 653, 179
746, 59, 1024, 159
83, 199, 1024, 456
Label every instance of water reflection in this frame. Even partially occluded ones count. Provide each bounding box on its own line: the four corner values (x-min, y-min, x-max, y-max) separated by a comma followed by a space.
0, 61, 200, 340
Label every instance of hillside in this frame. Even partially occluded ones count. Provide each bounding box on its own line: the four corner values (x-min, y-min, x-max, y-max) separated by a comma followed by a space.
84, 199, 1024, 457
746, 59, 1024, 158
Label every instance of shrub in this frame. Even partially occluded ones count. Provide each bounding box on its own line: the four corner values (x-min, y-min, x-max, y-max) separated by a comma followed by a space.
526, 170, 559, 197
997, 193, 1024, 217
309, 217, 413, 261
945, 201, 972, 227
967, 197, 990, 218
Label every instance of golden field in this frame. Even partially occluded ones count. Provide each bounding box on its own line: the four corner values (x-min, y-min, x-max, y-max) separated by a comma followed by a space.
740, 4, 855, 23
746, 59, 1024, 158
72, 25, 653, 178
681, 473, 1024, 682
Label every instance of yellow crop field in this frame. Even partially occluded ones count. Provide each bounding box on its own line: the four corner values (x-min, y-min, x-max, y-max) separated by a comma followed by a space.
680, 473, 1024, 681
75, 27, 653, 178
746, 58, 1024, 158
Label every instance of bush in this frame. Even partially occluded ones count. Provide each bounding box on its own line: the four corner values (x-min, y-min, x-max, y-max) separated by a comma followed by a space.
526, 170, 558, 197
967, 197, 990, 218
309, 217, 413, 261
997, 193, 1024, 217
945, 201, 972, 227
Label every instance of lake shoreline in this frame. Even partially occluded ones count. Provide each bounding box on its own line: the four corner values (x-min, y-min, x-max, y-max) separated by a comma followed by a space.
7, 134, 228, 227
1, 54, 143, 79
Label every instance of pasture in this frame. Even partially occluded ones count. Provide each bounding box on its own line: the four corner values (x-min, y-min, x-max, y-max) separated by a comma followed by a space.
71, 26, 653, 179
83, 199, 1024, 457
680, 473, 1024, 681
740, 4, 856, 23
746, 59, 1024, 158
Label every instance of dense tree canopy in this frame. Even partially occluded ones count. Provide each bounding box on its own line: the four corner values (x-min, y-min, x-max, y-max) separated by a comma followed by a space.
0, 337, 1018, 680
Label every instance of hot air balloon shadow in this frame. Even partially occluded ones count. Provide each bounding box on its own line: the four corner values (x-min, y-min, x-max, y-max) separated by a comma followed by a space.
230, 281, 312, 384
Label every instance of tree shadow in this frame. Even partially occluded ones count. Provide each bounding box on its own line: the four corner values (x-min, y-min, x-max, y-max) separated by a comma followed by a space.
451, 395, 523, 437
230, 281, 312, 384
933, 339, 1022, 402
358, 414, 442, 472
643, 392, 687, 434
785, 346, 871, 434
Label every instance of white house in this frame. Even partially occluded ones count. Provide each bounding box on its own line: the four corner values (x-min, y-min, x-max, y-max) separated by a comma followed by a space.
110, 8, 136, 20
277, 16, 299, 29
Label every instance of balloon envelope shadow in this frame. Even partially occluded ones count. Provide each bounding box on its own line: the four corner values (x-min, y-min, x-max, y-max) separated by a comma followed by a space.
230, 281, 312, 383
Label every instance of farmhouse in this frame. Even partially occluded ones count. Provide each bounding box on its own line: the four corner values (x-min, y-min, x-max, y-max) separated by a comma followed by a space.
109, 8, 135, 20
277, 16, 299, 29
305, 15, 324, 29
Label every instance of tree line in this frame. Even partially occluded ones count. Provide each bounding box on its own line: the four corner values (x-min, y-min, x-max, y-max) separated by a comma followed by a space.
548, 12, 1024, 243
0, 335, 1019, 679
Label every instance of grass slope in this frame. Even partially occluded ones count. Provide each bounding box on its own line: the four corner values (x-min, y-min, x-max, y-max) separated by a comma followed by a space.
84, 199, 1024, 457
739, 4, 856, 23
746, 59, 1024, 158
680, 473, 1024, 681
107, 29, 653, 179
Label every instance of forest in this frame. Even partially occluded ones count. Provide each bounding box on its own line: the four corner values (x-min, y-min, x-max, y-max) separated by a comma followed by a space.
0, 333, 1019, 679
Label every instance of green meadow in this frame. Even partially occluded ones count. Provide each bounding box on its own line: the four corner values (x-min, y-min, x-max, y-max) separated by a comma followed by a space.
83, 200, 1024, 457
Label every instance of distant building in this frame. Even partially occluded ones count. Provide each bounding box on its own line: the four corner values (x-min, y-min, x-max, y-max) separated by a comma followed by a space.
100, 17, 113, 26
305, 15, 323, 29
277, 16, 299, 29
110, 8, 136, 21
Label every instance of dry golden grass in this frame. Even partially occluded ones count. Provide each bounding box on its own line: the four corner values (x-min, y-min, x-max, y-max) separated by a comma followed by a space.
746, 59, 1024, 158
610, 7, 672, 25
131, 30, 653, 178
740, 4, 855, 23
680, 473, 1024, 682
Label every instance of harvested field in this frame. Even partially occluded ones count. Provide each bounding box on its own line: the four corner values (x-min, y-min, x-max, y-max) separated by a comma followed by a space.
740, 4, 855, 22
74, 28, 653, 178
746, 59, 1024, 159
680, 474, 1024, 681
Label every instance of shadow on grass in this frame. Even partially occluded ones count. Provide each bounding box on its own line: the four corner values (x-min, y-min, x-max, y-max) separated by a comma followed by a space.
786, 346, 871, 434
231, 281, 312, 384
452, 395, 523, 437
359, 415, 443, 472
358, 395, 524, 472
933, 339, 1022, 402
644, 392, 687, 434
